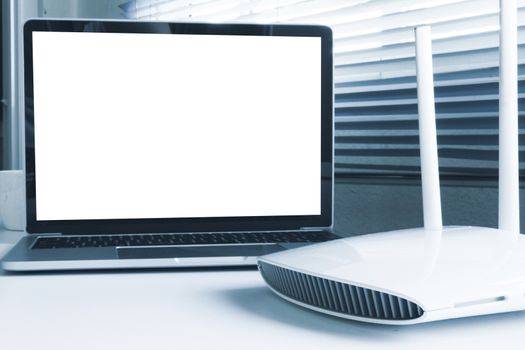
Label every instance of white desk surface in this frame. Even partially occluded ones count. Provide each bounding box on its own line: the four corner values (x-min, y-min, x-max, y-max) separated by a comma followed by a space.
1, 230, 525, 350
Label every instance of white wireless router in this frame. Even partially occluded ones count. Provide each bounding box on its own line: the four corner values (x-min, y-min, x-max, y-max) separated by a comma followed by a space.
257, 0, 525, 325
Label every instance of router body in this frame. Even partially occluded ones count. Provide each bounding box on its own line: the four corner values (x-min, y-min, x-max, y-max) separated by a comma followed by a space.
258, 0, 522, 325
258, 227, 525, 324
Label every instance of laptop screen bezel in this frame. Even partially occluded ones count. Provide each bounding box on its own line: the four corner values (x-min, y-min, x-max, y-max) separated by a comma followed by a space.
24, 19, 333, 235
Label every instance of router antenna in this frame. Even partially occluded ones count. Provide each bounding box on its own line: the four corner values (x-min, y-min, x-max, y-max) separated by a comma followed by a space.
498, 0, 520, 233
415, 26, 443, 231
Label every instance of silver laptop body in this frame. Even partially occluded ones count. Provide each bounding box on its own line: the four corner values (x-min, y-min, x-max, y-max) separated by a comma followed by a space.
2, 19, 335, 271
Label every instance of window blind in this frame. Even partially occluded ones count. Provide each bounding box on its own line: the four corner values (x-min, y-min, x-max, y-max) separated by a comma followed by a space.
120, 0, 525, 177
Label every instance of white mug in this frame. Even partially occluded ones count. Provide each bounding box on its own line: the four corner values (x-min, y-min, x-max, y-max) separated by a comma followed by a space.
0, 170, 26, 231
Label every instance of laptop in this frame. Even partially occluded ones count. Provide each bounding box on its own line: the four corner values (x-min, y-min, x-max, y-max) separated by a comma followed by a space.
1, 19, 337, 271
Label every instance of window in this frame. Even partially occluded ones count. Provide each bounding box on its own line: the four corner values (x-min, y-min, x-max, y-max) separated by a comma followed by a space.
121, 0, 525, 177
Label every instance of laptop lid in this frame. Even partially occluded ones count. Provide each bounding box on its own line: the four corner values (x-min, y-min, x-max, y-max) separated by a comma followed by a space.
23, 19, 333, 235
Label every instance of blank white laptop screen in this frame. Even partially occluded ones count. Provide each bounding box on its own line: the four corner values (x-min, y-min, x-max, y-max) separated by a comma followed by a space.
31, 31, 321, 221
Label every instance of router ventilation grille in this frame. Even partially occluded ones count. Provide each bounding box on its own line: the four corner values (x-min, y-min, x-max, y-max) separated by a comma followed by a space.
259, 261, 424, 321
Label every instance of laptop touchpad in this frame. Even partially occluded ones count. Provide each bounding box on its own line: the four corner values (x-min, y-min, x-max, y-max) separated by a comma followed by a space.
116, 244, 285, 259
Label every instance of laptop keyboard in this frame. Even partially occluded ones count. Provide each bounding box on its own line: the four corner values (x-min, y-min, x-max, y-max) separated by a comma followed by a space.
32, 231, 338, 249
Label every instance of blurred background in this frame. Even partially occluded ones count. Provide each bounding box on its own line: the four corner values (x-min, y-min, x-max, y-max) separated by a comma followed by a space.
2, 0, 524, 234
